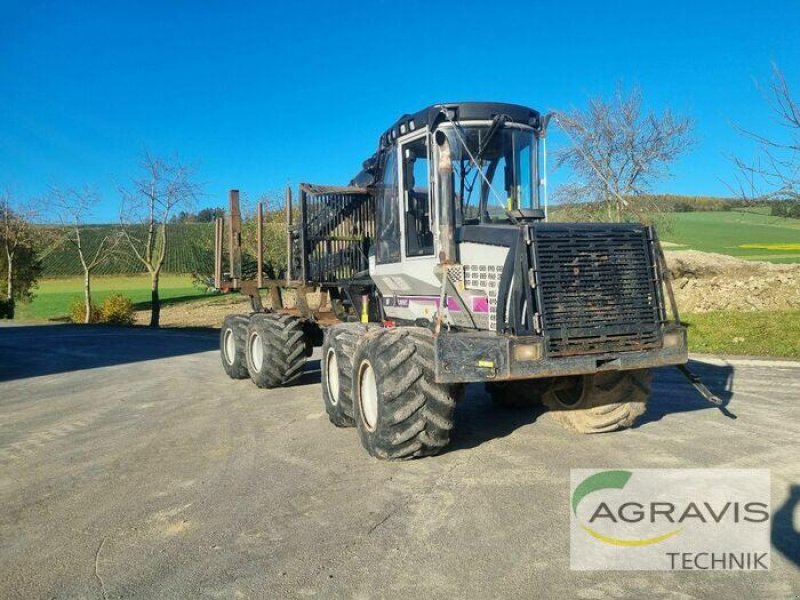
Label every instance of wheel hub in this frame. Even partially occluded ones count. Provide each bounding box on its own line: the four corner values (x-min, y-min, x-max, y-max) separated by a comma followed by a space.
249, 331, 263, 371
358, 361, 378, 431
326, 349, 340, 405
553, 376, 584, 407
223, 329, 236, 365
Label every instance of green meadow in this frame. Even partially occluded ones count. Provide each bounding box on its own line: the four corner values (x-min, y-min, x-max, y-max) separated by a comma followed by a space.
659, 211, 800, 263
683, 310, 800, 359
16, 274, 207, 321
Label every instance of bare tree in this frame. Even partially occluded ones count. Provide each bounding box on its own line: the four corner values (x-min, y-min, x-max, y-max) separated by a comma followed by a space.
119, 152, 202, 327
53, 186, 122, 323
555, 85, 694, 222
731, 64, 799, 203
1, 190, 41, 303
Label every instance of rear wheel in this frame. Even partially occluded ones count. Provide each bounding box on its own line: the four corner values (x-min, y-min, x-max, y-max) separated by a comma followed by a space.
321, 323, 375, 427
245, 313, 307, 388
352, 328, 463, 460
542, 370, 651, 433
220, 314, 250, 379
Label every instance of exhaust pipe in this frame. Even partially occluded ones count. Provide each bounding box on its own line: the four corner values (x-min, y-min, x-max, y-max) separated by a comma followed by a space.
436, 130, 457, 264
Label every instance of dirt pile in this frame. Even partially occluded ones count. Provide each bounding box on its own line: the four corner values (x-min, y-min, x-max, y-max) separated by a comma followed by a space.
665, 250, 800, 312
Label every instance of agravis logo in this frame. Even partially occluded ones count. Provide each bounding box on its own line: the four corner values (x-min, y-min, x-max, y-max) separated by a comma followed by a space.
569, 469, 771, 571
572, 470, 682, 547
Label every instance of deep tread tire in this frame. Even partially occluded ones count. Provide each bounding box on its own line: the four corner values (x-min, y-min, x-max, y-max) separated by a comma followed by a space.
245, 313, 307, 388
220, 314, 250, 379
321, 323, 376, 427
351, 328, 463, 460
487, 378, 553, 409
542, 370, 651, 433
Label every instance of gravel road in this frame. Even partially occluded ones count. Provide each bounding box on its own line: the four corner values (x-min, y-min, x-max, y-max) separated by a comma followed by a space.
0, 324, 797, 599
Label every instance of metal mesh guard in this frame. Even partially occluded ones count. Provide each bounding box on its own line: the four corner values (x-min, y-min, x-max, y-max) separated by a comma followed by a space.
532, 225, 663, 357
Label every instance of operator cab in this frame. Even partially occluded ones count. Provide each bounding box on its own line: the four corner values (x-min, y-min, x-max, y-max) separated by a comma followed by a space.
354, 102, 546, 256
353, 102, 548, 325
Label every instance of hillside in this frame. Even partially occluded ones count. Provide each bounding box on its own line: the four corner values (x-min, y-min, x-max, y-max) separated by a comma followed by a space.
41, 223, 215, 277
36, 200, 800, 278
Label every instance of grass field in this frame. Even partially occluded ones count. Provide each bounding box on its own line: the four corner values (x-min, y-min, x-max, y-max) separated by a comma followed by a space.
684, 310, 800, 359
16, 274, 209, 321
660, 211, 800, 263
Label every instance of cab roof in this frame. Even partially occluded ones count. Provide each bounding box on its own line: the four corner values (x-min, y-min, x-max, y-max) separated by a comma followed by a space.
379, 102, 541, 149
351, 102, 542, 187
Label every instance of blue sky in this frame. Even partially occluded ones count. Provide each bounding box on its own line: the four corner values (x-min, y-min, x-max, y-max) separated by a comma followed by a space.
1, 0, 798, 222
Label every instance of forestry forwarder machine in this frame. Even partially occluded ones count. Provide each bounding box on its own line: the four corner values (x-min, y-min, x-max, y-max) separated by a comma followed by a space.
218, 101, 694, 460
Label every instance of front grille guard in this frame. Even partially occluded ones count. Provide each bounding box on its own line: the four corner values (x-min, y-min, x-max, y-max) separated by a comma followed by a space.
495, 223, 679, 357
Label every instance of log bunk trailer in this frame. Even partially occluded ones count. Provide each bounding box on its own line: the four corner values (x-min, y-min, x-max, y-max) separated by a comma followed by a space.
217, 101, 714, 460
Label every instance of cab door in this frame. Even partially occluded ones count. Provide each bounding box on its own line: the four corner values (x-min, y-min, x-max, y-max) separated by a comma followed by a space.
371, 131, 441, 321
399, 132, 436, 263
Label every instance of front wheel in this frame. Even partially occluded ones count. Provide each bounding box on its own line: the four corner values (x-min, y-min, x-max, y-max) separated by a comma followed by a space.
351, 328, 463, 460
542, 370, 651, 433
321, 323, 376, 427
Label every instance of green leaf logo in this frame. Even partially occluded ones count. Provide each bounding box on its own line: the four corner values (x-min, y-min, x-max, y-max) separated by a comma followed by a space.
572, 470, 681, 547
572, 470, 632, 516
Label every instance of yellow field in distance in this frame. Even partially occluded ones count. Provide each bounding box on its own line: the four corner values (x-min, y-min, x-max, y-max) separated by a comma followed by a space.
738, 243, 800, 251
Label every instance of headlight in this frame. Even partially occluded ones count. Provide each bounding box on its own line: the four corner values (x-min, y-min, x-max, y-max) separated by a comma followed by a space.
512, 341, 544, 362
663, 329, 686, 349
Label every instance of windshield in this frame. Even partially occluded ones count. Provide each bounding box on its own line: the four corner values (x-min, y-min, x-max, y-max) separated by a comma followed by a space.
442, 125, 537, 223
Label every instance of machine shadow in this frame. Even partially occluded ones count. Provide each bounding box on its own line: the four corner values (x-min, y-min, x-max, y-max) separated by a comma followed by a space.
447, 384, 545, 453
773, 484, 800, 568
131, 294, 211, 311
296, 359, 322, 386
0, 324, 219, 383
636, 359, 736, 427
446, 359, 736, 451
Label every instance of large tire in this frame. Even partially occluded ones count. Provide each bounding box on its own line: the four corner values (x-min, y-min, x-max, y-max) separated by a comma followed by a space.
220, 314, 250, 379
486, 378, 554, 409
542, 370, 651, 433
321, 323, 375, 427
351, 328, 463, 460
245, 313, 306, 388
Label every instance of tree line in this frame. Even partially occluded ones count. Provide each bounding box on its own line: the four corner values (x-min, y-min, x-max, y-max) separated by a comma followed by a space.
2, 153, 202, 326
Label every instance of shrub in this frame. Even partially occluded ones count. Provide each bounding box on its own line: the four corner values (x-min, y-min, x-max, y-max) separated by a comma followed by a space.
99, 293, 135, 325
69, 298, 101, 323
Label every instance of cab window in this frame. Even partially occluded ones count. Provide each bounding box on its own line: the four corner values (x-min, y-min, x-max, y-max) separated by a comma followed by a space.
375, 148, 400, 264
402, 137, 434, 257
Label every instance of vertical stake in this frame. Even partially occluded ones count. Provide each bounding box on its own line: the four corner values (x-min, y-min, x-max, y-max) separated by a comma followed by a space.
256, 201, 264, 288
214, 216, 223, 290
229, 190, 242, 289
285, 186, 293, 285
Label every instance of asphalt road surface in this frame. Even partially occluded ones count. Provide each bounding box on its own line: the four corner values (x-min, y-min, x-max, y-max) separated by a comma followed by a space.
1, 324, 798, 599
